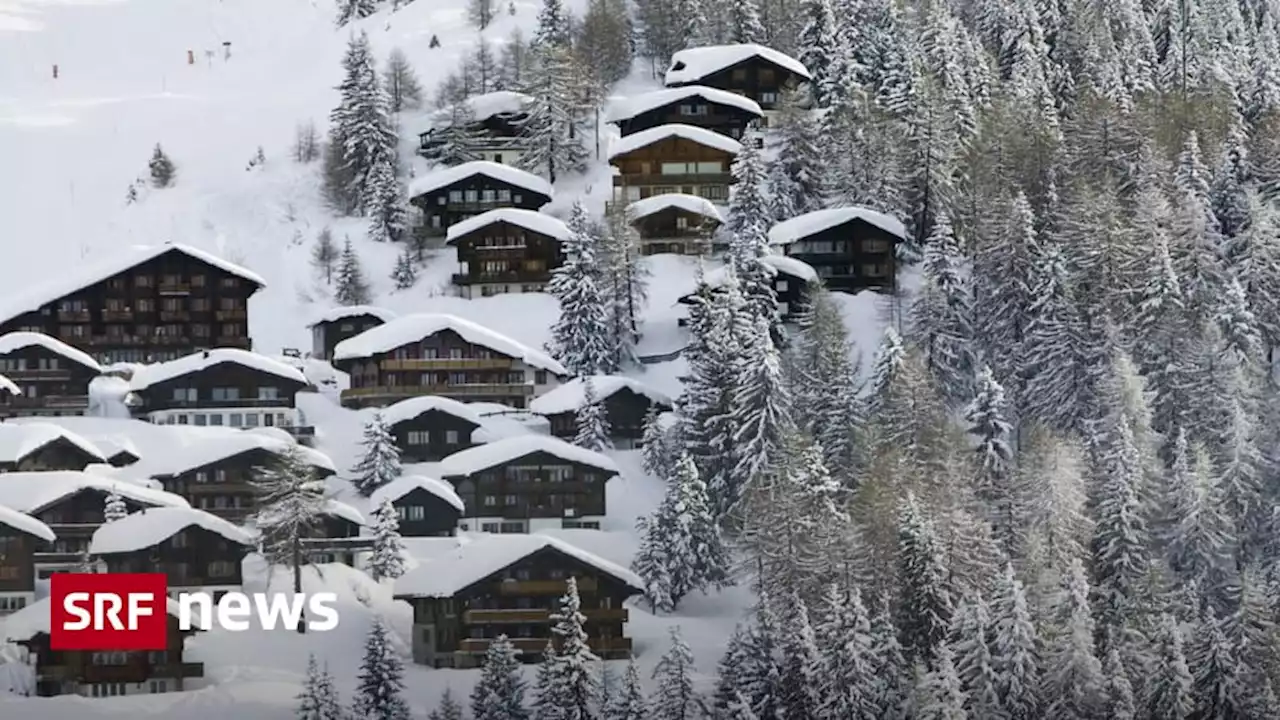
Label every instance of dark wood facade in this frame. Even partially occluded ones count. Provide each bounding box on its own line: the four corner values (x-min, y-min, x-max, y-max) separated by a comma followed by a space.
311, 313, 389, 361
444, 450, 609, 531
0, 523, 49, 614
613, 93, 762, 139
388, 486, 461, 537
300, 513, 369, 566
336, 329, 556, 410
153, 447, 335, 525
19, 615, 202, 697
410, 173, 551, 239
666, 52, 809, 113
631, 205, 721, 255
399, 545, 640, 667
419, 113, 530, 165
32, 490, 167, 572
0, 340, 99, 417
98, 524, 250, 591
0, 247, 261, 365
447, 219, 565, 297
541, 388, 671, 448
611, 136, 735, 204
389, 408, 482, 462
779, 218, 898, 293
0, 436, 102, 472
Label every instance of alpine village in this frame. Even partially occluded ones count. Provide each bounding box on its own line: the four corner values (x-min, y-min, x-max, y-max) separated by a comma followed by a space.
6, 0, 1280, 717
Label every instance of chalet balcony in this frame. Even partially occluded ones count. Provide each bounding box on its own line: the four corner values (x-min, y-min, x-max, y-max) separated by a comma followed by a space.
452, 272, 552, 285
39, 662, 204, 683
150, 397, 293, 410
159, 283, 192, 295
380, 358, 514, 371
463, 608, 629, 624
0, 395, 89, 410
155, 335, 191, 346
56, 310, 90, 322
3, 368, 73, 382
215, 336, 252, 348
341, 383, 535, 403
457, 636, 631, 655
496, 578, 598, 595
101, 310, 134, 322
159, 311, 190, 322
216, 309, 248, 321
612, 173, 732, 188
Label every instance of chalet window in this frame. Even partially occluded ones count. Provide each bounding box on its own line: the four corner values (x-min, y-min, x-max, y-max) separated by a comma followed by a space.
776, 280, 788, 292
244, 413, 259, 427
430, 214, 443, 228
549, 569, 565, 579
150, 680, 170, 694
196, 471, 209, 483
482, 522, 500, 532
408, 430, 429, 445
221, 323, 243, 337
0, 596, 26, 612
498, 189, 511, 202
216, 469, 227, 482
177, 414, 189, 424
194, 414, 208, 426
219, 297, 239, 310
37, 357, 58, 370
449, 190, 463, 203
0, 567, 18, 581
516, 568, 531, 580
109, 278, 126, 290
229, 413, 243, 427
549, 467, 573, 483
464, 190, 479, 203
862, 263, 889, 277
56, 299, 85, 311
484, 495, 497, 506
162, 298, 182, 311
264, 413, 276, 427
533, 371, 547, 385
513, 194, 523, 204
92, 651, 130, 665
482, 189, 496, 202
407, 506, 425, 521
732, 68, 747, 81
209, 561, 236, 577
862, 238, 892, 253
422, 346, 439, 359
172, 532, 189, 548
172, 387, 197, 402
258, 386, 277, 400
136, 275, 154, 287
759, 91, 778, 105
192, 274, 206, 287
137, 299, 155, 312
449, 372, 467, 385
446, 430, 459, 444
220, 277, 239, 289
779, 302, 789, 315
503, 494, 518, 506
212, 387, 240, 401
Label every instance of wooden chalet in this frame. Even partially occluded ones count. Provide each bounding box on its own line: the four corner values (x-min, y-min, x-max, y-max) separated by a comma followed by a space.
9, 596, 202, 697
0, 423, 107, 472
0, 472, 188, 576
444, 208, 568, 298
125, 348, 314, 443
0, 332, 103, 417
93, 436, 143, 467
380, 395, 487, 462
0, 243, 264, 366
678, 254, 818, 323
438, 435, 618, 533
418, 91, 533, 166
768, 207, 906, 293
300, 501, 369, 565
90, 506, 255, 597
664, 43, 812, 115
0, 506, 55, 616
332, 313, 566, 410
394, 534, 643, 667
529, 376, 673, 449
626, 193, 724, 255
370, 475, 464, 537
308, 305, 397, 361
605, 86, 764, 140
408, 161, 552, 240
609, 124, 741, 205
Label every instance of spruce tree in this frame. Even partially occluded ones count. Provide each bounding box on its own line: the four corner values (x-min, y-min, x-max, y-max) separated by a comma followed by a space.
548, 203, 613, 375
436, 688, 465, 720
650, 627, 700, 720
963, 366, 1018, 555
915, 640, 968, 720
535, 578, 599, 720
911, 211, 974, 406
352, 618, 412, 720
991, 563, 1039, 719
1102, 646, 1136, 720
949, 595, 1000, 719
609, 659, 646, 720
335, 239, 372, 305
472, 635, 530, 720
1149, 613, 1194, 719
814, 584, 877, 719
391, 245, 417, 289
149, 144, 176, 187
796, 0, 837, 106
336, 0, 377, 26
871, 598, 911, 719
103, 491, 128, 522
640, 406, 675, 479
1040, 558, 1105, 720
351, 412, 402, 496
897, 493, 953, 665
573, 379, 612, 451
368, 497, 407, 582
296, 654, 343, 720
730, 315, 792, 500
328, 31, 398, 217
777, 594, 824, 719
767, 92, 826, 221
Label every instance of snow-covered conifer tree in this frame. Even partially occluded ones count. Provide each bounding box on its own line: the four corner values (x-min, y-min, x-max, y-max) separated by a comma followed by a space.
1088, 405, 1151, 637
472, 635, 530, 720
796, 0, 837, 106
640, 406, 675, 479
870, 598, 910, 718
1040, 558, 1105, 719
336, 0, 377, 26
252, 444, 327, 628
327, 32, 398, 217
368, 498, 407, 582
351, 412, 402, 496
777, 594, 824, 719
1102, 645, 1136, 720
382, 48, 423, 113
434, 688, 464, 720
911, 211, 974, 406
1189, 607, 1250, 719
767, 93, 826, 221
725, 140, 778, 332
915, 640, 967, 720
790, 289, 859, 477
950, 595, 1000, 718
897, 493, 953, 664
573, 379, 612, 451
352, 618, 412, 720
149, 144, 176, 188
814, 584, 877, 719
609, 659, 645, 720
103, 491, 128, 523
973, 192, 1039, 409
964, 367, 1018, 554
533, 0, 571, 46
391, 245, 417, 289
730, 315, 793, 497
728, 0, 765, 42
335, 239, 371, 305
650, 627, 700, 720
1149, 613, 1194, 719
990, 563, 1039, 719
535, 578, 599, 719
548, 203, 613, 375
296, 654, 343, 720
600, 204, 649, 367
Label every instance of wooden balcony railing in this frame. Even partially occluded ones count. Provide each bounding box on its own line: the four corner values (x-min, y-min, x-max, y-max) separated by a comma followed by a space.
341, 384, 535, 402
463, 608, 628, 624
452, 272, 552, 285
159, 283, 192, 294
380, 358, 513, 371
101, 310, 134, 322
457, 636, 631, 654
159, 311, 190, 322
215, 337, 251, 348
495, 578, 598, 596
216, 309, 247, 321
56, 311, 90, 322
611, 173, 732, 187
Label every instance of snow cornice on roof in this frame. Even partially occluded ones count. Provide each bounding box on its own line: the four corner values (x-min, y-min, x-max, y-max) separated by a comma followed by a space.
408, 161, 553, 201
307, 305, 398, 328
429, 91, 533, 127
439, 434, 619, 478
608, 124, 742, 161
127, 348, 308, 392
665, 43, 812, 86
445, 208, 571, 246
528, 376, 673, 416
0, 505, 55, 544
767, 206, 909, 245
370, 475, 465, 513
0, 422, 107, 465
380, 395, 486, 429
604, 85, 764, 123
0, 470, 189, 515
626, 193, 724, 224
89, 506, 255, 555
332, 313, 567, 375
0, 332, 103, 373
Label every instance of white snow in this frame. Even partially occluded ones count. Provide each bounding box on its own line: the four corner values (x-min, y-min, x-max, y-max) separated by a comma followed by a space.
701, 253, 818, 287
665, 43, 812, 85
0, 504, 55, 544
603, 85, 763, 123
0, 374, 18, 396
379, 395, 486, 429
428, 90, 532, 126
445, 208, 571, 245
0, 422, 106, 465
607, 123, 742, 160
528, 375, 673, 416
332, 313, 567, 375
322, 498, 366, 527
0, 470, 190, 514
127, 348, 309, 391
626, 193, 725, 224
468, 402, 550, 442
438, 434, 619, 477
0, 243, 265, 327
369, 475, 465, 514
4, 596, 186, 642
767, 206, 909, 245
306, 305, 399, 327
407, 160, 553, 200
90, 505, 255, 555
393, 532, 643, 598
0, 331, 103, 373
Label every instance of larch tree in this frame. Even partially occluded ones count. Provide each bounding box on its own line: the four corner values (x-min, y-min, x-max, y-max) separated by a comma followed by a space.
252, 445, 327, 632
312, 228, 339, 285
351, 412, 402, 496
650, 627, 701, 720
548, 202, 613, 375
577, 0, 634, 87
352, 618, 412, 720
367, 497, 407, 582
382, 48, 424, 113
600, 204, 649, 368
517, 45, 590, 183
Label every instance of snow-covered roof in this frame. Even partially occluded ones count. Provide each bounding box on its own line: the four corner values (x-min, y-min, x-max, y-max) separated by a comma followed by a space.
468, 403, 550, 443
702, 254, 818, 288
89, 506, 254, 555
0, 332, 102, 373
604, 86, 764, 123
4, 596, 184, 642
439, 434, 619, 477
370, 475, 465, 514
529, 376, 673, 416
446, 208, 571, 245
432, 90, 532, 125
127, 348, 308, 392
408, 161, 552, 200
0, 505, 55, 543
307, 305, 398, 328
332, 313, 567, 375
0, 470, 189, 515
323, 498, 366, 527
767, 206, 908, 245
394, 533, 643, 597
0, 374, 18, 396
608, 123, 742, 161
92, 434, 142, 461
626, 193, 724, 224
0, 422, 107, 465
0, 244, 265, 326
665, 43, 812, 86
381, 395, 486, 428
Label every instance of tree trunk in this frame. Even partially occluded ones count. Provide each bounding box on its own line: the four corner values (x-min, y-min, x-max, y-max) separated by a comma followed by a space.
293, 535, 306, 634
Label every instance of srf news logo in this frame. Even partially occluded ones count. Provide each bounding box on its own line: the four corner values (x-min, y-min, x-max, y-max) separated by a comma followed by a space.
51, 573, 340, 651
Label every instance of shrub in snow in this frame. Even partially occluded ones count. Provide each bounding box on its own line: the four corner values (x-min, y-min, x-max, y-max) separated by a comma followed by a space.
351, 412, 402, 496
368, 497, 407, 582
149, 144, 176, 188
352, 618, 412, 720
296, 654, 344, 720
103, 491, 128, 523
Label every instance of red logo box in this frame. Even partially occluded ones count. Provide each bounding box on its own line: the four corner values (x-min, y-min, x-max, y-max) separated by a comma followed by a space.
50, 573, 169, 651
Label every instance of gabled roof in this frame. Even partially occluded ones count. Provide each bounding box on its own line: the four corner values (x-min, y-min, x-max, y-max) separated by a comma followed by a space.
608, 124, 742, 161
0, 423, 107, 466
380, 395, 486, 429
429, 91, 532, 127
767, 206, 908, 245
332, 313, 567, 375
393, 533, 643, 598
307, 305, 398, 328
692, 255, 818, 297
627, 193, 725, 224
323, 498, 366, 526
0, 332, 103, 373
408, 161, 552, 201
0, 471, 189, 515
529, 376, 673, 416
605, 85, 764, 123
439, 434, 619, 478
90, 506, 255, 555
0, 505, 55, 543
370, 475, 465, 514
665, 43, 812, 86
0, 243, 265, 326
128, 348, 307, 393
446, 208, 571, 246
